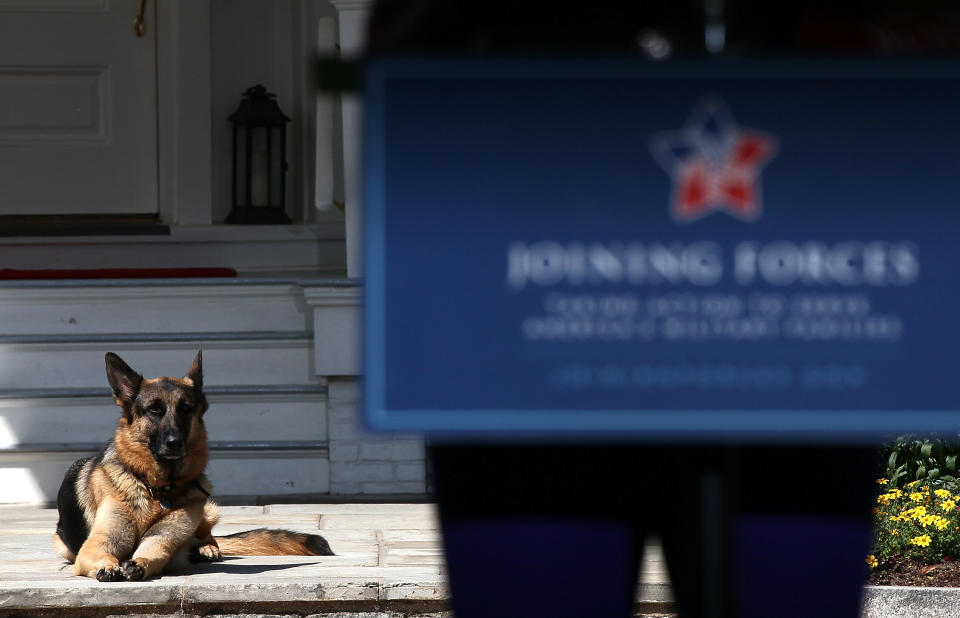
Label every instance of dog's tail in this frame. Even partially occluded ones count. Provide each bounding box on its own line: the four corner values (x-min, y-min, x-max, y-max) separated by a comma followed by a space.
214, 528, 334, 556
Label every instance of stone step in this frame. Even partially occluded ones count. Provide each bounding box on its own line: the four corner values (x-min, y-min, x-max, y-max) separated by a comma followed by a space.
0, 388, 329, 445
0, 503, 675, 618
0, 333, 319, 389
0, 280, 315, 336
0, 389, 331, 504
0, 445, 331, 505
8, 504, 948, 618
0, 504, 448, 617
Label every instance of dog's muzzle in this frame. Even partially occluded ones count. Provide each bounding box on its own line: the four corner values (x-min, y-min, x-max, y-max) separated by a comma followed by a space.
152, 432, 186, 460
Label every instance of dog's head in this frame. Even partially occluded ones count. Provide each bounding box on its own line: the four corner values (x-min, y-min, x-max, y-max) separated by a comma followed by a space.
105, 351, 209, 463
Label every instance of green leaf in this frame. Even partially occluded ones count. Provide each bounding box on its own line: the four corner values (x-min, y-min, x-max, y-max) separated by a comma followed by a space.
918, 465, 927, 479
921, 442, 935, 459
891, 466, 908, 488
947, 455, 957, 473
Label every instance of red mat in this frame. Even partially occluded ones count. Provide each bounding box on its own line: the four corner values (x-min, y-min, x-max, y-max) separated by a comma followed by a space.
0, 268, 238, 280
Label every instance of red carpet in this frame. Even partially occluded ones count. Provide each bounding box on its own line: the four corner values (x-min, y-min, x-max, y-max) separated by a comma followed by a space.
0, 268, 237, 280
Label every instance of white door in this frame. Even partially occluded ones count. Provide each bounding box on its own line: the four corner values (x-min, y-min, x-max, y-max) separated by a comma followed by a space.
0, 0, 157, 216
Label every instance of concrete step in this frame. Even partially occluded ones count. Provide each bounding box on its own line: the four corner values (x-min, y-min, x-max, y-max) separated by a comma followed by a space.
0, 280, 314, 336
0, 444, 331, 505
0, 504, 450, 617
0, 502, 951, 618
0, 277, 367, 505
0, 388, 329, 445
8, 503, 945, 618
0, 333, 319, 389
0, 503, 675, 618
0, 388, 331, 504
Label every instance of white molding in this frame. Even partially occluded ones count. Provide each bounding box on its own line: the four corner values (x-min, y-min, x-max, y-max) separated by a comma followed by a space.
157, 0, 214, 225
303, 285, 361, 376
302, 285, 361, 306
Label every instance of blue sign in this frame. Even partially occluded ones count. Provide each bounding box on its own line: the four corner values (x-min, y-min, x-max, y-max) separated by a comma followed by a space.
363, 58, 960, 441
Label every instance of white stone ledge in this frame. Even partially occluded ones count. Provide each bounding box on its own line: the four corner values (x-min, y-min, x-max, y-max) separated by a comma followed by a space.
861, 585, 960, 618
303, 285, 361, 376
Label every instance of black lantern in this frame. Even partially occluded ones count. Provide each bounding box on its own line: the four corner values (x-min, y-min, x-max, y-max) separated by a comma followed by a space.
226, 84, 291, 224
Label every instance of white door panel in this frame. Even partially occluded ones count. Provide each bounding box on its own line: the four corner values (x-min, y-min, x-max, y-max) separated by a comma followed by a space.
0, 0, 157, 215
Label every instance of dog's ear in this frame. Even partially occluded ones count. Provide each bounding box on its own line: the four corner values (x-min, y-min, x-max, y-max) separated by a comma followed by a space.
185, 349, 203, 391
105, 352, 142, 416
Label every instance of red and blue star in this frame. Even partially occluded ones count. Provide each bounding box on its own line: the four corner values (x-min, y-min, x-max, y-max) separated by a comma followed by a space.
650, 97, 778, 223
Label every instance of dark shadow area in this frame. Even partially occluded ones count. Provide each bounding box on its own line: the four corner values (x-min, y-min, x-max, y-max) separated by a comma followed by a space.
0, 214, 170, 237
176, 556, 325, 577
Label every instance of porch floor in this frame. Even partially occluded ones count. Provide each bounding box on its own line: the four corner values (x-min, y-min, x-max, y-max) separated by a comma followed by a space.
0, 502, 673, 617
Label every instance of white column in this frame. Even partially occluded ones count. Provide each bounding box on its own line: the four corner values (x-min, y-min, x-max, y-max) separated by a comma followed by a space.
330, 0, 373, 278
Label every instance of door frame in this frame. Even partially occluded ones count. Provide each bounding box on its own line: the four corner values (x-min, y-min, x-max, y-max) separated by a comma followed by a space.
0, 0, 350, 277
157, 0, 214, 225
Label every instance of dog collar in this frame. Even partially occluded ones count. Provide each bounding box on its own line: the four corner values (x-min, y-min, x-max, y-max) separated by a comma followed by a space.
145, 484, 174, 509
140, 477, 210, 509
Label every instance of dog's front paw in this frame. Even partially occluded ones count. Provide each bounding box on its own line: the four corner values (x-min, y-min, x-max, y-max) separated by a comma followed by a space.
95, 565, 125, 582
121, 560, 146, 581
191, 542, 222, 563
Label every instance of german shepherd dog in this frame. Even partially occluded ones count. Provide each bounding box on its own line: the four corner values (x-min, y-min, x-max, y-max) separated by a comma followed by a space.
53, 351, 333, 582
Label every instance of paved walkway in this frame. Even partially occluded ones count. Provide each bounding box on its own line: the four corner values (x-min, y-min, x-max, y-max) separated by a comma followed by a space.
0, 503, 672, 617
7, 503, 942, 618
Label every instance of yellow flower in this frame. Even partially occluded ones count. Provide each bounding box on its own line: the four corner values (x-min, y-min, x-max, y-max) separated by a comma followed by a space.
866, 555, 879, 569
889, 528, 901, 536
877, 494, 892, 505
922, 486, 931, 492
911, 492, 925, 503
935, 518, 950, 531
941, 500, 956, 512
889, 489, 904, 498
920, 515, 935, 527
911, 506, 928, 519
907, 481, 921, 488
877, 478, 889, 485
910, 534, 932, 547
935, 489, 951, 499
